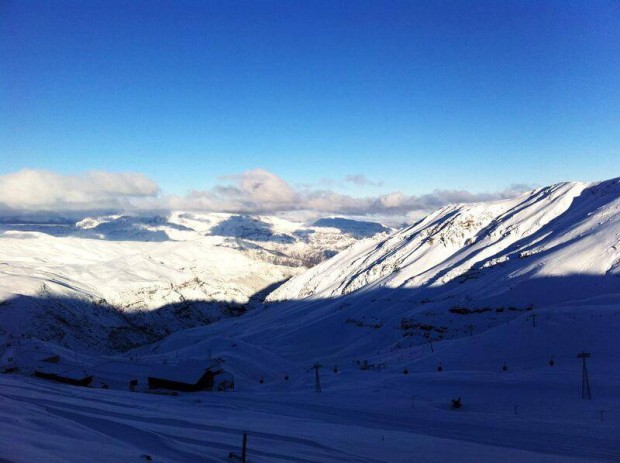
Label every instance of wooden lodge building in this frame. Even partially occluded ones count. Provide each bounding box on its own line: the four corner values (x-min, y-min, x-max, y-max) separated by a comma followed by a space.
34, 364, 93, 387
147, 359, 234, 392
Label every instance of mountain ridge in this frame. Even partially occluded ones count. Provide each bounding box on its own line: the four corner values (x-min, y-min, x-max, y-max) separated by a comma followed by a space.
268, 178, 620, 304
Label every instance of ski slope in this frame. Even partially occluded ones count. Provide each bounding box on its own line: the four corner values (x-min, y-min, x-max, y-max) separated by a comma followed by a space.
2, 299, 619, 462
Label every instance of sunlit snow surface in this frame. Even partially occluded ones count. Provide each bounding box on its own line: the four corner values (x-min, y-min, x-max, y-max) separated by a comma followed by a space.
0, 212, 388, 351
1, 180, 620, 461
269, 179, 620, 302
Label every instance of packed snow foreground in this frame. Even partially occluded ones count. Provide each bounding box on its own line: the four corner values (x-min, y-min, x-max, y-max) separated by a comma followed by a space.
1, 179, 620, 462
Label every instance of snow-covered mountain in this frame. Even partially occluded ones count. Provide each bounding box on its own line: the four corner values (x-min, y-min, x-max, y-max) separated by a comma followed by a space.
0, 212, 389, 351
311, 217, 390, 238
269, 178, 620, 305
227, 178, 620, 359
2, 180, 620, 462
83, 177, 619, 364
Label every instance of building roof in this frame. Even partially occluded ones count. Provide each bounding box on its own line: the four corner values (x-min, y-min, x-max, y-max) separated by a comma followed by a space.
148, 359, 220, 384
36, 364, 91, 380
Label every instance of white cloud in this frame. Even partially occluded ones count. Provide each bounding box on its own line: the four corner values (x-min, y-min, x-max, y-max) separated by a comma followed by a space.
165, 169, 301, 213
344, 174, 383, 187
169, 172, 531, 220
0, 168, 532, 224
0, 169, 159, 213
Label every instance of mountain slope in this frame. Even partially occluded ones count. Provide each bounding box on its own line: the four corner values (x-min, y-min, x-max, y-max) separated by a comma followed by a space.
2, 180, 620, 462
269, 179, 620, 305
0, 212, 389, 351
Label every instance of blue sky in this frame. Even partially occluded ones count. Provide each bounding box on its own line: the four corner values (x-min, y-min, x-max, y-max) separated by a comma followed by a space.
1, 1, 619, 216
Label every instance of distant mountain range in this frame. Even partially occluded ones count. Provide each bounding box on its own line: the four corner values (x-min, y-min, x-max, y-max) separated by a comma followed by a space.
0, 212, 390, 351
120, 177, 620, 393
3, 177, 620, 359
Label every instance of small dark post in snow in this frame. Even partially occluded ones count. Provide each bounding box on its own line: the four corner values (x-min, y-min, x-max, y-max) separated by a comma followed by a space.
528, 314, 537, 328
577, 352, 592, 400
228, 433, 248, 462
311, 363, 322, 393
428, 341, 434, 353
